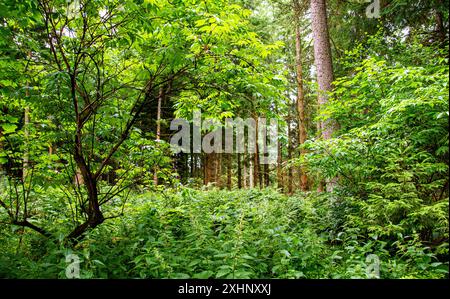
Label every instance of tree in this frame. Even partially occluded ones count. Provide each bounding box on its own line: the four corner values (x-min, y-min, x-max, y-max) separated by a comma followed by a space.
310, 0, 335, 191
293, 0, 308, 191
310, 0, 334, 139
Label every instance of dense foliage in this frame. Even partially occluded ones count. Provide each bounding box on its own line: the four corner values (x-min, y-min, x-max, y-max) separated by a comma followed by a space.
1, 188, 447, 278
0, 0, 448, 279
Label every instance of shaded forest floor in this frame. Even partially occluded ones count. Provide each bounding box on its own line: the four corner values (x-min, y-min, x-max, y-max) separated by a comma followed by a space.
0, 188, 447, 279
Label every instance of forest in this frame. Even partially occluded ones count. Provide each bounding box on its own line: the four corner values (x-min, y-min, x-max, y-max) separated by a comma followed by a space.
0, 0, 448, 279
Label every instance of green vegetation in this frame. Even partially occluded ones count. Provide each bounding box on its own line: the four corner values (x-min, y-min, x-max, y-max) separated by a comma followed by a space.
0, 0, 448, 279
1, 188, 447, 278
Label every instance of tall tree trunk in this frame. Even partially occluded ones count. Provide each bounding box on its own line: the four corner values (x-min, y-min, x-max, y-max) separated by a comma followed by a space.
311, 0, 334, 139
294, 0, 308, 191
311, 0, 336, 192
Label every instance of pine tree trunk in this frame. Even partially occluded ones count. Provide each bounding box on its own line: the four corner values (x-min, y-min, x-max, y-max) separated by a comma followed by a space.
311, 0, 334, 139
294, 0, 308, 191
311, 0, 336, 192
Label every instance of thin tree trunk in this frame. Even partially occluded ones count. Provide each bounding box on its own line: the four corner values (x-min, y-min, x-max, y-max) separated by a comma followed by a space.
294, 0, 308, 191
207, 153, 213, 185
66, 73, 104, 245
217, 153, 222, 188
227, 153, 232, 190
0, 124, 3, 174
264, 163, 269, 187
203, 153, 208, 185
23, 107, 29, 182
190, 153, 194, 179
193, 154, 198, 178
263, 142, 269, 187
23, 53, 31, 182
277, 134, 282, 191
287, 114, 293, 194
253, 116, 261, 188
249, 155, 254, 188
243, 150, 248, 189
153, 87, 163, 186
237, 153, 242, 189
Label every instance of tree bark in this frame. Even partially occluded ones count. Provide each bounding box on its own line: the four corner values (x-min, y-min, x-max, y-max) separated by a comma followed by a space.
435, 2, 446, 44
237, 153, 242, 189
217, 153, 222, 188
253, 116, 261, 188
249, 154, 254, 188
263, 140, 269, 187
277, 135, 283, 192
264, 163, 269, 187
153, 87, 163, 186
311, 0, 336, 192
227, 153, 232, 190
310, 0, 334, 140
66, 73, 104, 245
287, 113, 293, 194
23, 107, 29, 182
205, 152, 218, 186
243, 150, 248, 188
203, 153, 207, 185
293, 0, 308, 191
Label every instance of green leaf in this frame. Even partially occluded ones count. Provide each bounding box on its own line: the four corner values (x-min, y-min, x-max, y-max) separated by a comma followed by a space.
192, 271, 213, 279
1, 123, 17, 133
